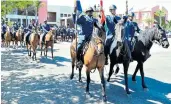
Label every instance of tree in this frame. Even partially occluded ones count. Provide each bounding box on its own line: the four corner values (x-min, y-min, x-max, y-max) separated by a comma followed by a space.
143, 17, 154, 28
1, 0, 44, 25
154, 10, 166, 26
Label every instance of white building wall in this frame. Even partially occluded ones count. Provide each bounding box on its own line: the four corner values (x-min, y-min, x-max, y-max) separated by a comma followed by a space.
47, 5, 73, 26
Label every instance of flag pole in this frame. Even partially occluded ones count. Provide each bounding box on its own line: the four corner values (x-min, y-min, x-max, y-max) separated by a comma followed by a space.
75, 2, 78, 68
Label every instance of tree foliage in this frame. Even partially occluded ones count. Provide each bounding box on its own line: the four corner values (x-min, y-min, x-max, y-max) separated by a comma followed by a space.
1, 0, 42, 18
143, 17, 154, 27
162, 20, 171, 31
154, 10, 166, 26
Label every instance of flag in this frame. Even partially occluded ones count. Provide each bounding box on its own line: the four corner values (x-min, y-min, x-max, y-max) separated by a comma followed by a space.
100, 0, 106, 24
74, 0, 83, 13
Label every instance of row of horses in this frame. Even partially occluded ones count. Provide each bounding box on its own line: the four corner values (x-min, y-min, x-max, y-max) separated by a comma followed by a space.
1, 27, 56, 60
69, 20, 170, 102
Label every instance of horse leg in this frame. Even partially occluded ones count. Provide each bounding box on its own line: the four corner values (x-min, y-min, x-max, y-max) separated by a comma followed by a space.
26, 44, 29, 56
107, 61, 115, 82
123, 62, 130, 94
139, 62, 148, 89
40, 44, 43, 56
70, 60, 75, 80
98, 68, 107, 102
51, 45, 53, 59
115, 64, 120, 75
132, 63, 140, 82
86, 68, 91, 97
29, 46, 31, 57
78, 67, 82, 82
46, 43, 48, 58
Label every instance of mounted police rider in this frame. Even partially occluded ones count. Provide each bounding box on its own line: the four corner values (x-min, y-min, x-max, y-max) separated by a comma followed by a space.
1, 21, 8, 41
26, 20, 35, 35
42, 20, 50, 35
124, 12, 141, 61
41, 20, 50, 42
12, 21, 19, 39
73, 6, 101, 66
104, 4, 121, 65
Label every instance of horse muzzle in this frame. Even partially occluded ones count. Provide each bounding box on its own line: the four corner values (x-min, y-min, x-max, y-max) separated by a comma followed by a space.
162, 40, 169, 48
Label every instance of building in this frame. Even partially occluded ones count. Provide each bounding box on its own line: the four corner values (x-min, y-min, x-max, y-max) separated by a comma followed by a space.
47, 5, 73, 26
38, 0, 74, 26
5, 0, 74, 27
133, 5, 168, 28
5, 7, 37, 26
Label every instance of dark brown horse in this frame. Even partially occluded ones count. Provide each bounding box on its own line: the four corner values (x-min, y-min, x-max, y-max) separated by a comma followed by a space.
107, 23, 170, 94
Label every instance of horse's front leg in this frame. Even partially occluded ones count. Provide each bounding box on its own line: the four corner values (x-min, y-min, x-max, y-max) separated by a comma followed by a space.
51, 45, 53, 59
115, 64, 120, 75
86, 67, 91, 97
139, 61, 148, 89
26, 44, 29, 56
132, 63, 140, 82
107, 61, 115, 82
40, 43, 43, 56
70, 60, 75, 80
29, 46, 31, 57
98, 68, 107, 102
123, 62, 130, 94
78, 67, 82, 82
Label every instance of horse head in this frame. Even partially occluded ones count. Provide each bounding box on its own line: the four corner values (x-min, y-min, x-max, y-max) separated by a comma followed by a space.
92, 26, 105, 55
153, 25, 169, 48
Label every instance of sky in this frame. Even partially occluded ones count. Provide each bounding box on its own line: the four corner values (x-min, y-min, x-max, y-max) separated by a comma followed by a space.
48, 0, 171, 19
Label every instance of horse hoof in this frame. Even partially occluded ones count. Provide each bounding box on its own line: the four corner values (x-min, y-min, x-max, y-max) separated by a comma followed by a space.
70, 74, 74, 79
143, 88, 149, 91
107, 78, 110, 82
102, 96, 107, 103
86, 93, 91, 98
79, 79, 83, 83
126, 91, 131, 95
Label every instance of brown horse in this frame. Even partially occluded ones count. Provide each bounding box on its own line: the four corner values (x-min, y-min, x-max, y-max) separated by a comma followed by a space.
26, 30, 40, 60
15, 28, 24, 48
70, 26, 107, 102
4, 26, 12, 48
40, 29, 55, 59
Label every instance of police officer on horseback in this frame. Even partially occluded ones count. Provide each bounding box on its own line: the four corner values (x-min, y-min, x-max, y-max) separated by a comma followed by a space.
1, 21, 8, 41
104, 4, 121, 65
124, 12, 141, 61
12, 22, 19, 39
73, 6, 101, 66
42, 20, 50, 35
26, 19, 35, 35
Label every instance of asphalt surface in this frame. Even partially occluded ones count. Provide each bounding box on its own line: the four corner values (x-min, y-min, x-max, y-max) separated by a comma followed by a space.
1, 40, 171, 104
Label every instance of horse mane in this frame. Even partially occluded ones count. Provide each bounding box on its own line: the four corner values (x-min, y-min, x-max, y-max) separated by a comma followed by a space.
114, 20, 125, 42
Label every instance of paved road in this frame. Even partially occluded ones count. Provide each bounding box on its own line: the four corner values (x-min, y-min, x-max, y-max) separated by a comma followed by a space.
1, 41, 171, 104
